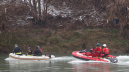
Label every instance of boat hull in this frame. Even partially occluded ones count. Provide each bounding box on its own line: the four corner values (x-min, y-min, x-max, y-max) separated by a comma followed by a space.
9, 53, 55, 60
72, 51, 110, 62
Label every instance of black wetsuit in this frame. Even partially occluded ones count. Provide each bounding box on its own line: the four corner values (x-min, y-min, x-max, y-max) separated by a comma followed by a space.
33, 49, 42, 56
13, 47, 22, 55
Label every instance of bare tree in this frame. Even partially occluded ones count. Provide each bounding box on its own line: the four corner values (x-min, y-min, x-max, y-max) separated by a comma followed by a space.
27, 0, 50, 25
42, 0, 48, 21
33, 0, 37, 18
38, 0, 41, 19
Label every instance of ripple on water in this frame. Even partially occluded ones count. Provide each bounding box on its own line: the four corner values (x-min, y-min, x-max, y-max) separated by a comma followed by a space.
116, 55, 129, 66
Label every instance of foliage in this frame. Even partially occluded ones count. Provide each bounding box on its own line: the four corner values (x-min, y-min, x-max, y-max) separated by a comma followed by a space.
0, 0, 129, 53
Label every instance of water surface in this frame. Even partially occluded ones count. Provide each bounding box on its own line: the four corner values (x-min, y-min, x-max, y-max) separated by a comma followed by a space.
1, 54, 129, 72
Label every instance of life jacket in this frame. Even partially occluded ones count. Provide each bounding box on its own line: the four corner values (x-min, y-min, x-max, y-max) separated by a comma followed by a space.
102, 47, 109, 54
16, 52, 22, 55
27, 49, 32, 55
93, 47, 102, 54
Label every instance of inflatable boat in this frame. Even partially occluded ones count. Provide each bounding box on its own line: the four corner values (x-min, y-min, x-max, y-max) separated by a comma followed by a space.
72, 50, 118, 63
9, 53, 55, 60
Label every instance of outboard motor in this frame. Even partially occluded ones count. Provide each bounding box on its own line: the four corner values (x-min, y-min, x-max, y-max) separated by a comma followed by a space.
109, 58, 118, 63
45, 54, 51, 58
49, 54, 51, 58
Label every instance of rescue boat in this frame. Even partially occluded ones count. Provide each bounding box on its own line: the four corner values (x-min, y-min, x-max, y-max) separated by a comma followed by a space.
72, 50, 118, 63
9, 53, 55, 60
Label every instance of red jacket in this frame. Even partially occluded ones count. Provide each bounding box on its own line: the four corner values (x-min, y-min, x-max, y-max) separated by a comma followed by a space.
102, 47, 109, 54
39, 48, 42, 52
93, 47, 102, 54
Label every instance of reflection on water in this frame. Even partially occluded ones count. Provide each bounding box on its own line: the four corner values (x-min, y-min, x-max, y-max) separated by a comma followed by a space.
72, 62, 110, 72
68, 59, 111, 72
6, 60, 54, 72
4, 56, 75, 72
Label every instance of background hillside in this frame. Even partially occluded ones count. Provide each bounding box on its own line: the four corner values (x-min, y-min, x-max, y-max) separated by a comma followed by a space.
0, 0, 129, 54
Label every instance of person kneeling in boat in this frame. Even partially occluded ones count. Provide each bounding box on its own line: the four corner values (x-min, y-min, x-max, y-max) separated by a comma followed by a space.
101, 44, 109, 58
92, 43, 102, 58
33, 46, 42, 56
26, 45, 32, 56
13, 44, 22, 55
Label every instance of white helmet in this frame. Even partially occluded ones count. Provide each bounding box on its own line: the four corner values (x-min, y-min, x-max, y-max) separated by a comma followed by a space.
103, 44, 106, 47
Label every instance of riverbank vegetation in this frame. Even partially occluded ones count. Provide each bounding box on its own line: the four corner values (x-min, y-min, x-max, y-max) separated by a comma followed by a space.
0, 27, 129, 54
0, 0, 129, 54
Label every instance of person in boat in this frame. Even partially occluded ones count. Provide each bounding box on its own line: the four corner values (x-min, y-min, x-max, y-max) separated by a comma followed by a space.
13, 44, 22, 55
92, 43, 102, 58
26, 45, 32, 56
37, 45, 42, 53
33, 46, 42, 56
90, 47, 95, 52
101, 44, 109, 58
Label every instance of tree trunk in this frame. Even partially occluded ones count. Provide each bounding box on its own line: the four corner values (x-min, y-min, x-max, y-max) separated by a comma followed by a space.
29, 0, 32, 6
38, 0, 41, 19
33, 0, 37, 18
43, 0, 48, 21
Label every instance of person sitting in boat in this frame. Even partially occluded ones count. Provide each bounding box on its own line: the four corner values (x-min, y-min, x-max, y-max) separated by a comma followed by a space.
33, 46, 42, 56
92, 43, 102, 58
26, 45, 32, 56
101, 44, 109, 58
37, 45, 42, 53
13, 44, 22, 55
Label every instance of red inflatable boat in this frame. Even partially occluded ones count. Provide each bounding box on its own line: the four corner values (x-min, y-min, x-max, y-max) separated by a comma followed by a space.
72, 50, 118, 63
